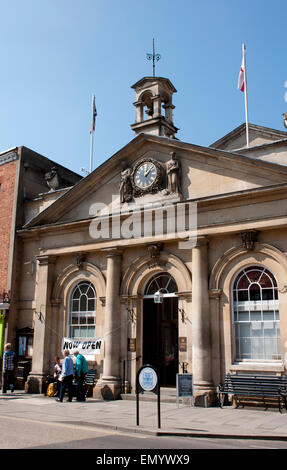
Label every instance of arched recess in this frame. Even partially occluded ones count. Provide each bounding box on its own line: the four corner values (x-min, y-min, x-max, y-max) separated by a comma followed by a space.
121, 250, 192, 298
209, 242, 287, 374
52, 262, 106, 303
210, 243, 287, 292
51, 262, 106, 353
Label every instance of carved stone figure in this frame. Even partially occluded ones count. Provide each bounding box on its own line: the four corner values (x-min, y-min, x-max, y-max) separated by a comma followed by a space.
45, 167, 61, 191
283, 113, 287, 129
166, 152, 181, 194
119, 167, 133, 203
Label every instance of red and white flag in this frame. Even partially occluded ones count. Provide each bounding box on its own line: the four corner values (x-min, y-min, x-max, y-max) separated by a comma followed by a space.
238, 58, 245, 92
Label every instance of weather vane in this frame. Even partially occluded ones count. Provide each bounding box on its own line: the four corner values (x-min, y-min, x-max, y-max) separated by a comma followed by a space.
146, 39, 161, 77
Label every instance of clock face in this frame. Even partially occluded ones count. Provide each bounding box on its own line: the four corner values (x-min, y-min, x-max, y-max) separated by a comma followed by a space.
134, 162, 158, 189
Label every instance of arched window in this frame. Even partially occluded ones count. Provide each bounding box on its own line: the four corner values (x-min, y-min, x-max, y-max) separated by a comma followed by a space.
69, 281, 96, 339
232, 266, 280, 361
144, 273, 178, 297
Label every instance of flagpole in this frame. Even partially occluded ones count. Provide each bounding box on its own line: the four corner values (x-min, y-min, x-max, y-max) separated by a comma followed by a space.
242, 43, 249, 147
89, 94, 95, 174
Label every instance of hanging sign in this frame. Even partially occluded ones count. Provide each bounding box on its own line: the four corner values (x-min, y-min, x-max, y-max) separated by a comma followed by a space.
62, 337, 103, 355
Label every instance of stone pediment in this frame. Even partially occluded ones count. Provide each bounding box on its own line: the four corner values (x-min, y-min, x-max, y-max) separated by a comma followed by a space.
210, 123, 287, 151
23, 133, 287, 229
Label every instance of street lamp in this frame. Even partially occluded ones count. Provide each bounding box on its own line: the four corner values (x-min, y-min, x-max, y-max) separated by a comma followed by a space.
154, 289, 165, 304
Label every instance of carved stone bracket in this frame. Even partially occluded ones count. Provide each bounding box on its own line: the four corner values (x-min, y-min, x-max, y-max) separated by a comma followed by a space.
147, 243, 166, 269
99, 297, 106, 307
147, 243, 162, 259
75, 253, 87, 269
240, 230, 258, 250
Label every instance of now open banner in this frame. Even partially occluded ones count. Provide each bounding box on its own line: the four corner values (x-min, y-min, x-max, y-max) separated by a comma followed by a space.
62, 337, 103, 355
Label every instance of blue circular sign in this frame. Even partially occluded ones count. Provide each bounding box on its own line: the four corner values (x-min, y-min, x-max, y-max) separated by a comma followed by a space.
139, 366, 158, 391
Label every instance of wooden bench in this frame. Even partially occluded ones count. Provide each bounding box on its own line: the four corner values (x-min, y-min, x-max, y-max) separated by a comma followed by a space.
217, 374, 287, 413
84, 369, 97, 397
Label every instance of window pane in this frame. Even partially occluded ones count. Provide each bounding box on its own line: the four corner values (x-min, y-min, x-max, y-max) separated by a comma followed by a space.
250, 311, 261, 321
247, 270, 261, 282
87, 286, 95, 298
88, 299, 95, 311
87, 326, 95, 337
263, 310, 274, 321
251, 322, 263, 337
249, 284, 261, 301
79, 283, 88, 294
72, 299, 79, 312
240, 338, 251, 356
260, 273, 272, 288
264, 338, 277, 359
262, 289, 274, 301
237, 290, 248, 301
251, 337, 264, 358
240, 323, 250, 337
263, 322, 276, 337
237, 274, 249, 289
80, 295, 87, 312
73, 287, 81, 299
238, 311, 249, 321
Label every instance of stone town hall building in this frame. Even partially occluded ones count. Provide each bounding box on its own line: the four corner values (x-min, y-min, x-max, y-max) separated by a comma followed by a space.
2, 75, 287, 403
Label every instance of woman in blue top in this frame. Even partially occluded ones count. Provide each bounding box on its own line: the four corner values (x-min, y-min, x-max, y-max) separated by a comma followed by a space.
56, 350, 74, 402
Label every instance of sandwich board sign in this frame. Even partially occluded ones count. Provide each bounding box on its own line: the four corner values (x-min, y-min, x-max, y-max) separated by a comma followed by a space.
176, 373, 193, 407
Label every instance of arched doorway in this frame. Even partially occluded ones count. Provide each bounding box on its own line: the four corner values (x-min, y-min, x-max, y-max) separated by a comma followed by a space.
142, 273, 178, 387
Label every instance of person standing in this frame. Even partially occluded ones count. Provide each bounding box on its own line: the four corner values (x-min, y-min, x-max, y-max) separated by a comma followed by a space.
53, 355, 62, 397
56, 350, 74, 402
2, 343, 17, 393
73, 350, 89, 402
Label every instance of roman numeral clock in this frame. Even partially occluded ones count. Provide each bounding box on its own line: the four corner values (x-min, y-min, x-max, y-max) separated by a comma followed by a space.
131, 158, 164, 197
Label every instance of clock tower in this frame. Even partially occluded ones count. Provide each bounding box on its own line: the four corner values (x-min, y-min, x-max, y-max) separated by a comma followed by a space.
130, 76, 179, 139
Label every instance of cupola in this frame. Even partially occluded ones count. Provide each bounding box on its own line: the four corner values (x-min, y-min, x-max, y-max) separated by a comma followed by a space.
130, 76, 179, 139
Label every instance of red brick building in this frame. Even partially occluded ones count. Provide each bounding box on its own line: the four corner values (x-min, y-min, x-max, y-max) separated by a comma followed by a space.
0, 147, 81, 350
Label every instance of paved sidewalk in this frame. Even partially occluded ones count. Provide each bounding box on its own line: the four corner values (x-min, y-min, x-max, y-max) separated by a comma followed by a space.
1, 391, 287, 440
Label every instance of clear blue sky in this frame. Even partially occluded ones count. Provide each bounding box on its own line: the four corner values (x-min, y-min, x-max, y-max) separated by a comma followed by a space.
0, 0, 286, 174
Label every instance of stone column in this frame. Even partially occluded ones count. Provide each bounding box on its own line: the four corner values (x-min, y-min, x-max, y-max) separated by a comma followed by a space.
151, 95, 162, 118
191, 238, 214, 405
134, 101, 143, 123
26, 255, 56, 393
95, 249, 122, 399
